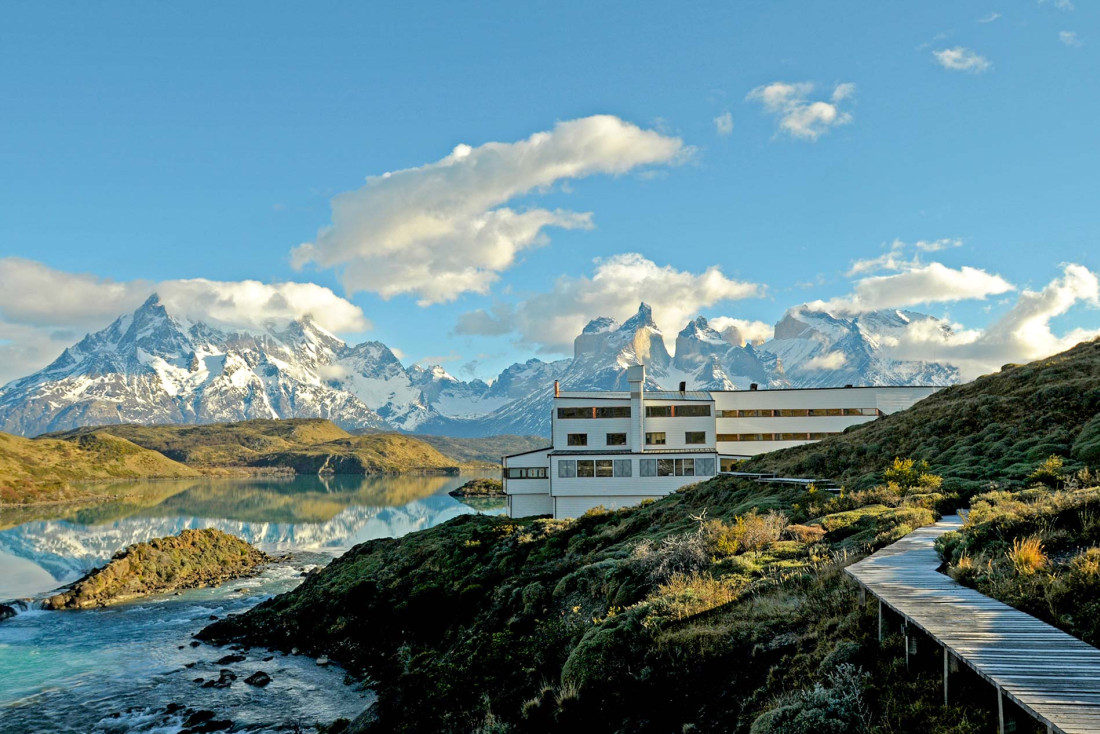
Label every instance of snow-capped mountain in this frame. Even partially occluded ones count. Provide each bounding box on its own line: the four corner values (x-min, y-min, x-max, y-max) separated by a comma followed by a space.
0, 296, 960, 439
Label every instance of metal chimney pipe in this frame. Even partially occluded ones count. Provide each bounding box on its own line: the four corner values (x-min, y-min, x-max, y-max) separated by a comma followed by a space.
554, 380, 560, 397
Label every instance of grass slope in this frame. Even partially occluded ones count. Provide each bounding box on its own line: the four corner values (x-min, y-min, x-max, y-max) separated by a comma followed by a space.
51, 419, 475, 474
413, 434, 548, 465
0, 432, 197, 504
745, 338, 1100, 494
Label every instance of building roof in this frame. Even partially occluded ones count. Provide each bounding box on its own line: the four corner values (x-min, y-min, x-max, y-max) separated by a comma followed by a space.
549, 448, 718, 456
502, 446, 553, 459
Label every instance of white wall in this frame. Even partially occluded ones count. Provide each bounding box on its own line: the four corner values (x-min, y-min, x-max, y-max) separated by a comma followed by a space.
510, 493, 553, 517
555, 495, 656, 518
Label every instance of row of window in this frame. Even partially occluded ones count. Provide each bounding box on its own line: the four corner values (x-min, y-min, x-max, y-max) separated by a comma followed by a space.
566, 431, 708, 446
505, 467, 549, 479
557, 457, 717, 479
716, 408, 880, 418
717, 432, 842, 441
556, 404, 713, 419
557, 406, 631, 419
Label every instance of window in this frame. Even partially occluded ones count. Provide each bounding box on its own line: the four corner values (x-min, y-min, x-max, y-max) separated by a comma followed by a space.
645, 405, 672, 417
645, 432, 666, 446
862, 408, 880, 416
567, 433, 588, 446
596, 460, 614, 478
809, 432, 835, 440
639, 458, 656, 477
613, 459, 632, 477
717, 409, 737, 418
558, 460, 576, 478
595, 406, 630, 419
657, 459, 674, 477
606, 432, 627, 446
696, 458, 716, 476
719, 457, 741, 473
676, 404, 711, 417
716, 434, 738, 442
779, 408, 809, 417
780, 432, 809, 441
576, 460, 595, 478
685, 431, 707, 445
675, 458, 695, 476
506, 467, 547, 479
557, 407, 590, 419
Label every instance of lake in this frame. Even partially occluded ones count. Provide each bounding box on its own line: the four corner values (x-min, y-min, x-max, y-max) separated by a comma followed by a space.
0, 474, 502, 733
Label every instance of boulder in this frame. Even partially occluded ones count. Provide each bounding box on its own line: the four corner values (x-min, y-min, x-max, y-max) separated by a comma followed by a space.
244, 671, 271, 687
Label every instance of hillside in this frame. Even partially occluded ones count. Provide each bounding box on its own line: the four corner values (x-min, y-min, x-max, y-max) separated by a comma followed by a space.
745, 338, 1100, 494
0, 431, 198, 504
412, 434, 547, 464
51, 419, 473, 474
199, 339, 1100, 734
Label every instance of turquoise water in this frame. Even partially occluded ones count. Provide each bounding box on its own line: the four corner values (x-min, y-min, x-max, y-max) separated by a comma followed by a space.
0, 475, 502, 733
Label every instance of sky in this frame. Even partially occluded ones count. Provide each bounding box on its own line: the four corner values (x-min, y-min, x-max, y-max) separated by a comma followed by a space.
0, 1, 1097, 384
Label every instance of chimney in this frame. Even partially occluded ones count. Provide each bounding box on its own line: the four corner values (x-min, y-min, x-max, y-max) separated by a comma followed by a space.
844, 384, 853, 388
678, 381, 686, 394
749, 383, 758, 391
554, 380, 560, 397
627, 364, 646, 453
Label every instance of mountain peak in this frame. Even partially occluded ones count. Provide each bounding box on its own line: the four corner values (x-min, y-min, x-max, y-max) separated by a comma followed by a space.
582, 316, 619, 335
621, 302, 657, 332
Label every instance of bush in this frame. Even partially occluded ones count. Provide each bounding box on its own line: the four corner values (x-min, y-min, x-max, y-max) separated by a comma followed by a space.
883, 457, 944, 494
750, 664, 872, 734
1029, 455, 1066, 488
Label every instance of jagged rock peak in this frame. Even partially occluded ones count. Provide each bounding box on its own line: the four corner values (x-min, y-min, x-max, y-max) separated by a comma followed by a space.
621, 302, 658, 331
582, 316, 619, 334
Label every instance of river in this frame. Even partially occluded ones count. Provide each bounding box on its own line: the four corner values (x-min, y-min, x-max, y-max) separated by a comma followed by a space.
0, 474, 503, 733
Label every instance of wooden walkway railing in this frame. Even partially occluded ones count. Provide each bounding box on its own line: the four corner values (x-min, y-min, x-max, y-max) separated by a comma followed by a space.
847, 516, 1100, 734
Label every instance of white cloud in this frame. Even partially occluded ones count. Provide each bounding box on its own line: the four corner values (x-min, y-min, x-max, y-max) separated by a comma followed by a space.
846, 238, 965, 277
746, 82, 855, 140
978, 12, 1001, 23
708, 317, 774, 346
812, 262, 1015, 313
1060, 31, 1082, 47
714, 111, 734, 136
885, 264, 1100, 379
803, 351, 849, 371
1039, 0, 1075, 10
0, 258, 370, 383
290, 115, 689, 305
933, 47, 993, 73
915, 238, 963, 252
454, 253, 764, 353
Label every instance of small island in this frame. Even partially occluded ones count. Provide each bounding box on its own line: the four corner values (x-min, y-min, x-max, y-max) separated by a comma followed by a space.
44, 528, 269, 610
448, 477, 504, 498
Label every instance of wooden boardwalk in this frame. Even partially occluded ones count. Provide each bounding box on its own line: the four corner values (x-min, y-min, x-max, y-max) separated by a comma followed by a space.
847, 516, 1100, 734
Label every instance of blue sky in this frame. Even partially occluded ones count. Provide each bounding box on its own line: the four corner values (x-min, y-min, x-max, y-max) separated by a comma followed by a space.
0, 1, 1097, 383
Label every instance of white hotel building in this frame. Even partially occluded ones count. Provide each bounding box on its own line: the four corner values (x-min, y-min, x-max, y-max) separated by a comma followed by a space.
503, 365, 939, 519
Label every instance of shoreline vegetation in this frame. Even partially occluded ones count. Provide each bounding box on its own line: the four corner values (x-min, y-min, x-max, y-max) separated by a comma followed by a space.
1, 419, 522, 507
200, 339, 1099, 733
43, 528, 269, 610
448, 477, 505, 497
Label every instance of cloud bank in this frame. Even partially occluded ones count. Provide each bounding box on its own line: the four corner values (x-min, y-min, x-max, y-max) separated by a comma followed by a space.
933, 47, 993, 73
455, 253, 763, 353
291, 115, 689, 305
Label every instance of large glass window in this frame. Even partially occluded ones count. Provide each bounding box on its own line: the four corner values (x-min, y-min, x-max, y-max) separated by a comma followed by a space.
639, 458, 656, 477
645, 432, 666, 446
685, 431, 707, 445
613, 459, 632, 477
676, 405, 711, 417
567, 433, 588, 446
720, 458, 741, 473
657, 459, 675, 477
595, 406, 630, 418
696, 458, 715, 476
675, 458, 695, 476
558, 460, 576, 478
645, 405, 673, 417
606, 432, 627, 446
596, 460, 614, 478
576, 460, 595, 478
557, 407, 591, 419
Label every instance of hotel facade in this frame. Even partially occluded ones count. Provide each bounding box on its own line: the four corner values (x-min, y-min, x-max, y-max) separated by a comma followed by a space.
503, 365, 939, 519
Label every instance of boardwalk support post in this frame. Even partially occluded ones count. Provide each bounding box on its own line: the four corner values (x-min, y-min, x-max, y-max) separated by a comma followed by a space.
997, 687, 1005, 734
878, 599, 884, 643
943, 646, 949, 706
858, 585, 866, 606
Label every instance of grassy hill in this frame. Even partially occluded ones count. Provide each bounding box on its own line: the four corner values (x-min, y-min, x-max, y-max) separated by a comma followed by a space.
0, 432, 197, 504
413, 434, 548, 465
50, 419, 479, 474
745, 337, 1100, 495
201, 339, 1100, 734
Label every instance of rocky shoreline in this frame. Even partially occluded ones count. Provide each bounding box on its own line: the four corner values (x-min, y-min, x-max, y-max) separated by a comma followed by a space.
447, 477, 504, 497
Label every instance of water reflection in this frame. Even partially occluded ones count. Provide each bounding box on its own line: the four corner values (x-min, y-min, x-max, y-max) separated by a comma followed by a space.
0, 474, 497, 600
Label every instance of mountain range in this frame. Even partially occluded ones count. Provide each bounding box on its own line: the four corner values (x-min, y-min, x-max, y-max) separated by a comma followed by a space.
0, 295, 960, 438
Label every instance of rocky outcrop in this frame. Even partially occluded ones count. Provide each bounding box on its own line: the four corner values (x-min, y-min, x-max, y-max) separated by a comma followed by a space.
448, 478, 504, 497
43, 528, 268, 610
